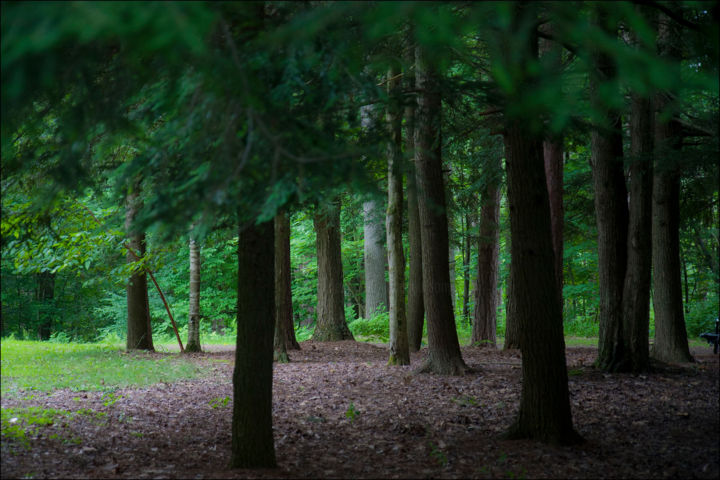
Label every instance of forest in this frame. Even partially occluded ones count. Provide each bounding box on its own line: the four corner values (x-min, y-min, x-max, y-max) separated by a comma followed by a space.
1, 1, 718, 479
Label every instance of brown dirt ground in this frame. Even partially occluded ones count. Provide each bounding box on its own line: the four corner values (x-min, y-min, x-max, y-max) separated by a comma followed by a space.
1, 342, 718, 479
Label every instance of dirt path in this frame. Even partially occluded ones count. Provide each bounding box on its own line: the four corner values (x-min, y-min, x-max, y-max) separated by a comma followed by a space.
2, 342, 718, 479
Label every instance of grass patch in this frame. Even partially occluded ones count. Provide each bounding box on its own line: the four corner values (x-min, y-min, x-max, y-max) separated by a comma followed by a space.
0, 339, 207, 398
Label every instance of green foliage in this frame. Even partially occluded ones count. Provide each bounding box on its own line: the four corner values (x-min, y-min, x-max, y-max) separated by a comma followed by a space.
0, 339, 206, 398
344, 402, 359, 422
209, 396, 230, 409
348, 309, 390, 343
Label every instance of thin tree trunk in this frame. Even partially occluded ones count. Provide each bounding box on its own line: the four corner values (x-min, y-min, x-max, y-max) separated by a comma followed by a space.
274, 211, 299, 363
405, 43, 424, 352
185, 237, 202, 352
651, 9, 693, 364
591, 8, 629, 372
413, 43, 467, 375
472, 165, 501, 347
125, 184, 154, 351
313, 200, 354, 341
462, 213, 472, 324
386, 65, 410, 366
35, 272, 55, 340
231, 219, 276, 468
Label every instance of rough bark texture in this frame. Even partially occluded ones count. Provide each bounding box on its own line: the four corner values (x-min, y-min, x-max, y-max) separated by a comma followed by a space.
413, 44, 467, 375
590, 11, 629, 372
363, 199, 388, 318
405, 46, 425, 353
125, 186, 154, 352
461, 213, 473, 323
231, 219, 276, 468
35, 272, 55, 340
185, 237, 202, 353
472, 168, 501, 348
621, 92, 654, 372
274, 211, 299, 363
651, 10, 693, 364
313, 200, 354, 341
386, 66, 410, 366
503, 120, 581, 445
502, 162, 520, 351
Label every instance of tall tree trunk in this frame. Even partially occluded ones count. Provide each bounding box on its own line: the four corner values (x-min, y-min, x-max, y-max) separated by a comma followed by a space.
185, 237, 202, 352
363, 198, 388, 317
387, 65, 410, 366
405, 44, 424, 352
274, 211, 299, 363
231, 219, 276, 468
125, 184, 154, 351
590, 9, 629, 372
414, 43, 467, 375
313, 200, 354, 341
501, 3, 580, 445
35, 272, 55, 340
503, 119, 580, 445
621, 91, 653, 372
472, 162, 501, 347
651, 9, 693, 364
461, 213, 472, 324
503, 171, 521, 351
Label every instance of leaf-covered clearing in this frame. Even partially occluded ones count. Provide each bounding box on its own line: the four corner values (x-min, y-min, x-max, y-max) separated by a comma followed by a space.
1, 342, 718, 479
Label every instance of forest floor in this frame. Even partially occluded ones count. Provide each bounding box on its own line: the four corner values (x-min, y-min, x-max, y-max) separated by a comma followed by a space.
1, 341, 718, 479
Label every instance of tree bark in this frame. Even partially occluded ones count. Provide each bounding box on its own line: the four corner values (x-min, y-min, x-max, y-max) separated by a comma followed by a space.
621, 91, 653, 372
125, 184, 154, 351
231, 219, 276, 468
472, 161, 501, 347
405, 44, 425, 352
503, 118, 581, 445
413, 43, 467, 375
363, 198, 388, 317
274, 210, 299, 363
590, 9, 629, 372
651, 9, 693, 364
503, 168, 520, 351
185, 237, 202, 352
313, 200, 354, 341
386, 65, 410, 366
35, 272, 55, 340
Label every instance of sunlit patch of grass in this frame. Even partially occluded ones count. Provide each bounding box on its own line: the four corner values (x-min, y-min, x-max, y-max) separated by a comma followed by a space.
0, 339, 208, 398
1, 406, 106, 450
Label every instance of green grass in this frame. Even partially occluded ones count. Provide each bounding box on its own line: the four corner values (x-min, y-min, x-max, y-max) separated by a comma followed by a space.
0, 339, 208, 398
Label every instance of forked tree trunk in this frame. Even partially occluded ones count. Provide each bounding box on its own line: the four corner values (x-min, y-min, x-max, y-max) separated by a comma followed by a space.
590, 9, 629, 372
405, 44, 424, 352
414, 43, 467, 375
651, 9, 693, 364
231, 219, 276, 468
125, 184, 154, 352
313, 200, 354, 341
472, 165, 501, 347
386, 65, 410, 366
274, 211, 299, 363
185, 237, 202, 352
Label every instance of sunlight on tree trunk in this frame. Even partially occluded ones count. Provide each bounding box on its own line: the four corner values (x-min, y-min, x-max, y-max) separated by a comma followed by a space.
185, 236, 202, 353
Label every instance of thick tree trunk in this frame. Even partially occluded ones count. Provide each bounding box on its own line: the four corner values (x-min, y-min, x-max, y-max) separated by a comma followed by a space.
621, 93, 653, 372
472, 168, 501, 347
125, 185, 154, 351
590, 12, 629, 372
363, 198, 388, 317
386, 66, 410, 366
503, 162, 520, 351
35, 272, 55, 340
185, 237, 202, 353
274, 211, 299, 363
503, 121, 581, 445
231, 219, 276, 468
413, 44, 467, 375
405, 44, 424, 353
313, 200, 354, 341
651, 10, 693, 364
